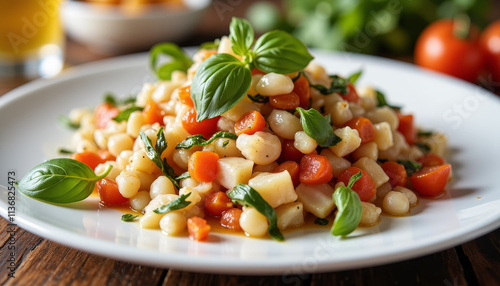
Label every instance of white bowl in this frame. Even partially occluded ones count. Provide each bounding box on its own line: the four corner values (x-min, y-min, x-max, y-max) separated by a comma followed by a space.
61, 0, 210, 54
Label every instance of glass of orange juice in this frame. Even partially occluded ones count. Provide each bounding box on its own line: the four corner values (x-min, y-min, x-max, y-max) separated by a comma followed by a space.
0, 0, 64, 79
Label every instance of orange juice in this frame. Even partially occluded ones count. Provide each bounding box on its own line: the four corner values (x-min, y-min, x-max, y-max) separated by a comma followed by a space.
0, 0, 64, 77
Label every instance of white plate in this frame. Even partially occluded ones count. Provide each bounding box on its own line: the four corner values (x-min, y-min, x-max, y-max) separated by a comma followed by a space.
1, 51, 500, 275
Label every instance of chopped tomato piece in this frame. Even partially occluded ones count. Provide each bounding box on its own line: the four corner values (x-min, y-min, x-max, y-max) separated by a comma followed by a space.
96, 178, 128, 206
205, 191, 233, 217
337, 167, 376, 202
397, 112, 417, 145
269, 92, 300, 110
273, 161, 300, 187
178, 85, 194, 107
95, 103, 120, 129
381, 161, 408, 188
279, 139, 304, 163
293, 74, 311, 109
70, 151, 106, 170
142, 101, 164, 125
344, 116, 375, 144
299, 154, 333, 185
410, 164, 451, 197
188, 151, 219, 182
234, 110, 266, 136
187, 216, 211, 241
342, 83, 360, 103
181, 107, 219, 139
97, 149, 116, 162
221, 208, 243, 232
417, 153, 446, 168
251, 68, 266, 75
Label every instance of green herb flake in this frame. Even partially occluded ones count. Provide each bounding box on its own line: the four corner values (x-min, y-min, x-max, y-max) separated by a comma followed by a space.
348, 70, 363, 85
112, 106, 144, 122
228, 184, 284, 241
58, 115, 80, 130
150, 43, 193, 80
154, 192, 192, 214
296, 107, 341, 147
397, 160, 422, 176
121, 214, 139, 222
314, 218, 329, 226
176, 171, 191, 181
376, 90, 401, 110
176, 131, 238, 149
331, 171, 363, 237
308, 75, 349, 95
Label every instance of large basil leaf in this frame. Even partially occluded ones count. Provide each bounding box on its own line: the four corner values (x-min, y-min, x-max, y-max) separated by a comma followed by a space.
296, 107, 341, 147
17, 158, 111, 204
191, 53, 252, 121
229, 17, 254, 57
253, 30, 313, 74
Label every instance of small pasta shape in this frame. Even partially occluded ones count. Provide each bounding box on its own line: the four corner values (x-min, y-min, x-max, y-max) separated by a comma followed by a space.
116, 170, 141, 198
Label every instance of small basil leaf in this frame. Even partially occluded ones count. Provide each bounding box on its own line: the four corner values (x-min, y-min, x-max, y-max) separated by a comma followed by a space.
191, 53, 251, 121
253, 30, 313, 74
58, 115, 80, 130
58, 148, 74, 155
331, 171, 363, 237
149, 43, 193, 80
198, 39, 220, 51
140, 128, 179, 188
229, 17, 254, 57
397, 160, 422, 176
247, 94, 269, 103
417, 130, 434, 137
176, 171, 191, 181
112, 106, 144, 122
314, 218, 329, 226
154, 192, 192, 214
16, 158, 112, 204
176, 131, 238, 149
121, 214, 139, 222
228, 184, 284, 241
376, 90, 401, 111
104, 93, 118, 106
415, 142, 431, 153
296, 107, 341, 147
348, 70, 362, 85
309, 75, 349, 95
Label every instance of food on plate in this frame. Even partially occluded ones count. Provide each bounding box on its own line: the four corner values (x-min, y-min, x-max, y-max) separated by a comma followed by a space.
17, 18, 452, 241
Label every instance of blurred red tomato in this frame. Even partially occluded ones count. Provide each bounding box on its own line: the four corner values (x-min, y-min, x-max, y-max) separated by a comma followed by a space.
480, 20, 500, 83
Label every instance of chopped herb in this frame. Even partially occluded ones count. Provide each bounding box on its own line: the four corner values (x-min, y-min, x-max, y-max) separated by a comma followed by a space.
417, 130, 434, 137
58, 148, 74, 154
348, 70, 363, 85
154, 192, 192, 214
176, 131, 237, 149
150, 43, 193, 80
308, 75, 349, 95
415, 142, 431, 153
112, 105, 144, 122
121, 214, 139, 222
247, 94, 269, 103
176, 171, 191, 181
314, 218, 329, 226
58, 115, 80, 130
376, 90, 401, 110
397, 160, 422, 176
222, 140, 230, 148
198, 39, 220, 51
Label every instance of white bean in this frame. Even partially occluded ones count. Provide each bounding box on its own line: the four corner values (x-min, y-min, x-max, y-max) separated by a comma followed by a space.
394, 186, 418, 207
360, 202, 381, 226
107, 133, 134, 157
255, 73, 294, 96
116, 170, 141, 198
130, 191, 151, 212
236, 131, 281, 165
267, 110, 302, 140
150, 176, 176, 199
239, 207, 269, 237
382, 191, 410, 216
160, 212, 187, 236
126, 111, 145, 138
294, 131, 318, 154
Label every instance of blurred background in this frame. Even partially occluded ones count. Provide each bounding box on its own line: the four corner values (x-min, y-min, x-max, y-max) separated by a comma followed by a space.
1, 0, 499, 93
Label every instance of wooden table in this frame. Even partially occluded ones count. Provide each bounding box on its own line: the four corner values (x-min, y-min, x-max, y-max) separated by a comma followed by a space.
2, 4, 500, 284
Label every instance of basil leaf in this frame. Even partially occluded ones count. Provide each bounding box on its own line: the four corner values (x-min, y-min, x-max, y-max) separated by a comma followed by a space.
228, 184, 284, 241
112, 106, 144, 122
104, 93, 118, 106
150, 43, 193, 80
140, 128, 180, 188
253, 30, 313, 74
296, 107, 341, 147
309, 75, 349, 95
331, 171, 363, 237
397, 160, 422, 176
176, 171, 191, 181
121, 214, 139, 222
314, 218, 329, 226
415, 142, 431, 153
58, 115, 80, 130
191, 53, 251, 121
16, 158, 112, 204
348, 70, 362, 85
417, 130, 434, 137
376, 90, 401, 111
154, 192, 192, 214
176, 131, 238, 149
230, 17, 254, 57
198, 39, 220, 51
247, 94, 269, 103
58, 148, 74, 155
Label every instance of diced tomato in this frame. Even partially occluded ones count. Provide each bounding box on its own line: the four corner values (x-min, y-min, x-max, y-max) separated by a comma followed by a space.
279, 139, 304, 163
70, 151, 106, 170
299, 154, 333, 185
95, 103, 120, 129
187, 216, 211, 241
178, 85, 194, 107
181, 107, 219, 139
188, 151, 219, 183
293, 74, 311, 109
205, 191, 234, 217
269, 92, 300, 110
96, 178, 128, 205
417, 153, 446, 168
337, 167, 376, 202
410, 164, 451, 197
234, 110, 266, 136
342, 83, 360, 103
251, 68, 266, 75
142, 101, 164, 125
273, 161, 300, 187
397, 112, 417, 145
97, 149, 116, 162
343, 116, 375, 144
381, 161, 408, 188
221, 208, 243, 232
